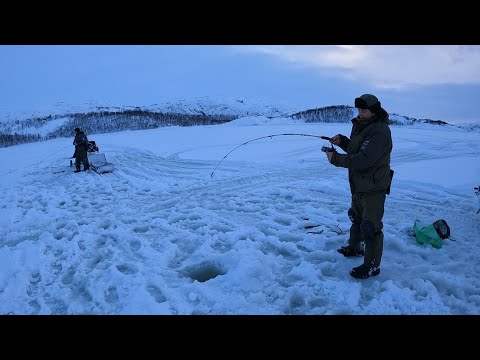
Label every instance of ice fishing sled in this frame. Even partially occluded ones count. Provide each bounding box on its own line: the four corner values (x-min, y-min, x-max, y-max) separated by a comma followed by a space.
69, 139, 114, 174
87, 152, 114, 174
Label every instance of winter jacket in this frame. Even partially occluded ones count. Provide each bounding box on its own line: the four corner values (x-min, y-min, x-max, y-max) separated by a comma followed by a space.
330, 108, 393, 195
73, 131, 89, 151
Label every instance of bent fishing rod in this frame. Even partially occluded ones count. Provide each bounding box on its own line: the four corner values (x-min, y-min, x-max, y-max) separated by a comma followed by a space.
210, 133, 333, 177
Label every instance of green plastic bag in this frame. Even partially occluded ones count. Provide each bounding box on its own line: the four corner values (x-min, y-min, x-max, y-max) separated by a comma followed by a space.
413, 219, 443, 249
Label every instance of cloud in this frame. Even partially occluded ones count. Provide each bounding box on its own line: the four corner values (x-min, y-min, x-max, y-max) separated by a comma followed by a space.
233, 45, 480, 89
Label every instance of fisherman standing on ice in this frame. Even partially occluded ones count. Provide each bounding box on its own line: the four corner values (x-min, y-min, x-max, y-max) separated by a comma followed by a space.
73, 127, 90, 173
325, 94, 394, 279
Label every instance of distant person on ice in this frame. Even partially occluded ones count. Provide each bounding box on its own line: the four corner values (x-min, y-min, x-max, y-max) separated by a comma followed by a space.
73, 127, 90, 172
325, 94, 394, 279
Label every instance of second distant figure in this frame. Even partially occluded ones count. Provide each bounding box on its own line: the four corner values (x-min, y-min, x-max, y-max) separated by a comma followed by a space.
73, 127, 90, 172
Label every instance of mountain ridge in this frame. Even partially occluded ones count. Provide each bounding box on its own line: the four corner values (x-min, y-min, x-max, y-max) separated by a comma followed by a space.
0, 96, 478, 148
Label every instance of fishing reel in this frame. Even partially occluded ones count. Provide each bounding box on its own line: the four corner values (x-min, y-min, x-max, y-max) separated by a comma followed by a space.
320, 136, 336, 153
321, 145, 335, 153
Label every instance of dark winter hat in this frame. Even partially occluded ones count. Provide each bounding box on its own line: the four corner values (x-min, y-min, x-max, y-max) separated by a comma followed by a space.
74, 127, 80, 132
433, 219, 450, 239
355, 94, 381, 114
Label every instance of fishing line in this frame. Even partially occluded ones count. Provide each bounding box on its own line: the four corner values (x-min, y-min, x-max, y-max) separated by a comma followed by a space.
210, 133, 332, 177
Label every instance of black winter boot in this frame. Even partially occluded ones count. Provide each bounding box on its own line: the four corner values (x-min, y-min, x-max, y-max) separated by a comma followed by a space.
350, 263, 380, 279
337, 245, 364, 257
349, 220, 381, 279
338, 221, 364, 257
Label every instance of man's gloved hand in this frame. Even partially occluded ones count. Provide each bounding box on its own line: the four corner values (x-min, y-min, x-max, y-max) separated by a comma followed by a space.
330, 135, 342, 146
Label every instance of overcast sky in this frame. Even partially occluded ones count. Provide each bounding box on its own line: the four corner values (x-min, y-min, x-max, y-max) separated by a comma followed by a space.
1, 45, 479, 124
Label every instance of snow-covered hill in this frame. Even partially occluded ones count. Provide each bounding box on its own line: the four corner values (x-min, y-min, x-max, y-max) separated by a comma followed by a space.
0, 96, 476, 149
0, 96, 302, 123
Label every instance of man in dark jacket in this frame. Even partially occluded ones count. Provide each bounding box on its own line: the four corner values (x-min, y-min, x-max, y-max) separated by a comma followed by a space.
326, 94, 393, 279
73, 128, 90, 172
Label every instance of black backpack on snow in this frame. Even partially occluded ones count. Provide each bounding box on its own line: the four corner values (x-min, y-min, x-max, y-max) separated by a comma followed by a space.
87, 141, 99, 153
